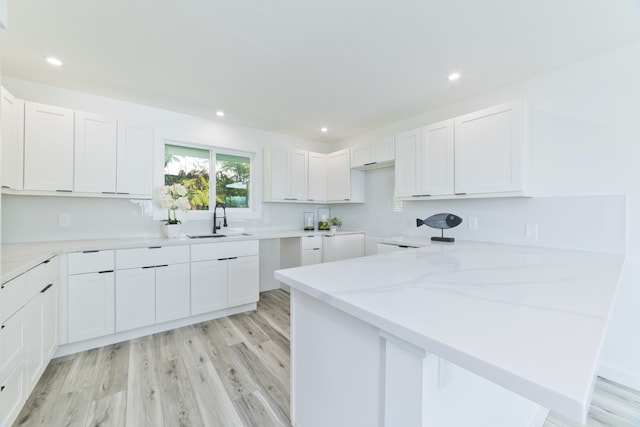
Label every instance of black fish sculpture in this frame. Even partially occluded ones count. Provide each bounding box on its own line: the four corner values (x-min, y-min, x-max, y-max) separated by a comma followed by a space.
416, 213, 463, 242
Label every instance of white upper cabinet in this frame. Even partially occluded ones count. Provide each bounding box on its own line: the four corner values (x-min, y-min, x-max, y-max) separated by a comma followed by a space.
394, 101, 525, 200
74, 112, 117, 193
116, 120, 154, 197
421, 119, 454, 196
263, 146, 291, 201
307, 151, 326, 202
1, 87, 24, 190
394, 128, 422, 198
326, 149, 365, 203
23, 102, 74, 192
454, 101, 523, 195
290, 149, 309, 200
350, 137, 395, 170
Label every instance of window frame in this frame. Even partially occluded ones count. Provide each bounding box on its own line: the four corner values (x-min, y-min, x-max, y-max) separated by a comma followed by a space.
156, 137, 261, 222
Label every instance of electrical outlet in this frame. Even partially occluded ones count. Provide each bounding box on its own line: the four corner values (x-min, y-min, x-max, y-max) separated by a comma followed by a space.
59, 213, 71, 228
525, 224, 538, 240
468, 216, 478, 230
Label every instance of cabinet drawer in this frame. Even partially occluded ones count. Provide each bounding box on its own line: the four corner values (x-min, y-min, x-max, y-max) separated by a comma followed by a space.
0, 310, 25, 377
68, 250, 114, 274
301, 235, 322, 250
0, 258, 56, 323
191, 240, 259, 262
115, 245, 189, 269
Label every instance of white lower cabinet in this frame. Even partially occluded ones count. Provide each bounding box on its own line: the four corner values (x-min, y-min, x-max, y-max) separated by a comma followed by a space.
323, 233, 365, 263
68, 272, 115, 342
1, 257, 58, 427
0, 358, 26, 427
67, 250, 116, 343
155, 263, 190, 323
191, 240, 259, 314
191, 259, 228, 315
115, 268, 156, 332
114, 245, 190, 332
228, 256, 259, 307
301, 235, 323, 266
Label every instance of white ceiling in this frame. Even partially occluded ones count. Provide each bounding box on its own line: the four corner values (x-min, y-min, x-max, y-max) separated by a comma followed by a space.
2, 1, 640, 142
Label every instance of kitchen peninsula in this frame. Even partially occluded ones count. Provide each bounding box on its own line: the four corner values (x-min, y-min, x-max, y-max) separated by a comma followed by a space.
275, 241, 624, 427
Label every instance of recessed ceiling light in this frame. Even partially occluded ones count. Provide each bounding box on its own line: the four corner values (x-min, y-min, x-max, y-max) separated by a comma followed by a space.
448, 72, 461, 81
321, 127, 328, 133
216, 111, 225, 117
46, 57, 63, 66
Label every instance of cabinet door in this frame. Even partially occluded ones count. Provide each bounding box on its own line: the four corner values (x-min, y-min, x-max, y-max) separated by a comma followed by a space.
42, 282, 58, 361
350, 146, 371, 168
228, 256, 259, 307
23, 102, 75, 191
290, 149, 308, 200
333, 234, 365, 261
454, 101, 523, 195
1, 87, 24, 190
394, 128, 422, 197
0, 358, 26, 427
115, 268, 155, 332
0, 309, 24, 377
326, 149, 351, 201
190, 259, 228, 315
68, 272, 115, 342
265, 146, 289, 200
155, 263, 190, 323
301, 248, 322, 266
371, 138, 395, 163
308, 152, 325, 202
421, 120, 454, 196
74, 112, 117, 193
24, 296, 43, 392
117, 120, 154, 197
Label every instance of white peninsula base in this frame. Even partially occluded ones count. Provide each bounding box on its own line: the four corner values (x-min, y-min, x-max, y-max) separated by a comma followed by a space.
291, 290, 548, 427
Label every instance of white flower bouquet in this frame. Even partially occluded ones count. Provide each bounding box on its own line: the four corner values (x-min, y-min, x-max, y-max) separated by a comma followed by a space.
156, 184, 190, 224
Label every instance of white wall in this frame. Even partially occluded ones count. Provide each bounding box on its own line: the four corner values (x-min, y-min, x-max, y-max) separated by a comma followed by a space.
333, 41, 640, 390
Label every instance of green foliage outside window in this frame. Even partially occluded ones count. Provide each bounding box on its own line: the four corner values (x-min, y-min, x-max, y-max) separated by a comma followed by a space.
164, 144, 250, 211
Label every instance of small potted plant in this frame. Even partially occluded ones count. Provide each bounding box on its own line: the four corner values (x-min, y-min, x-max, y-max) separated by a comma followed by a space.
156, 184, 190, 237
329, 217, 342, 233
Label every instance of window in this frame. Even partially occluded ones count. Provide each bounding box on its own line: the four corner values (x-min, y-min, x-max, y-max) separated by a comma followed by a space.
164, 143, 253, 214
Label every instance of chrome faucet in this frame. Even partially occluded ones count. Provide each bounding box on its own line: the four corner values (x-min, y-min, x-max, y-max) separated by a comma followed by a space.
213, 203, 227, 233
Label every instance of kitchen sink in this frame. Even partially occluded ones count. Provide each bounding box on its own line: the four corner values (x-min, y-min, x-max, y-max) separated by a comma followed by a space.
187, 232, 252, 239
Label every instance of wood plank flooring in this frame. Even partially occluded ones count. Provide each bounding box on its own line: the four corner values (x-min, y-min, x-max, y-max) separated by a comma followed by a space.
14, 289, 640, 427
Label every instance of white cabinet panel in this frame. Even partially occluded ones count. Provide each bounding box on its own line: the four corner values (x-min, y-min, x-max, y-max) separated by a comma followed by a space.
115, 268, 155, 332
1, 87, 24, 190
290, 149, 309, 200
0, 359, 26, 427
117, 120, 154, 197
191, 240, 258, 262
0, 310, 24, 377
301, 249, 322, 266
23, 102, 74, 192
74, 112, 117, 193
155, 263, 190, 323
323, 233, 365, 263
307, 152, 325, 202
68, 272, 115, 342
351, 137, 395, 170
228, 255, 259, 307
326, 149, 350, 201
263, 146, 290, 201
42, 282, 58, 361
24, 296, 43, 392
421, 120, 454, 196
190, 260, 228, 315
394, 128, 422, 197
454, 101, 523, 195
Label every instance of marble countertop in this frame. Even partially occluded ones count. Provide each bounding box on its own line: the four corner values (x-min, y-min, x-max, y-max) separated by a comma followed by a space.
275, 241, 625, 423
1, 229, 363, 283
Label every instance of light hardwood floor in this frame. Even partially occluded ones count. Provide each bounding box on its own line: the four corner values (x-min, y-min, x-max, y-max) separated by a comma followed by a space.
14, 289, 640, 427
